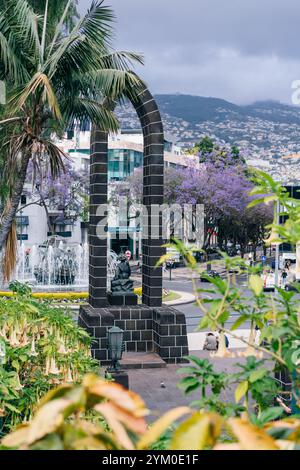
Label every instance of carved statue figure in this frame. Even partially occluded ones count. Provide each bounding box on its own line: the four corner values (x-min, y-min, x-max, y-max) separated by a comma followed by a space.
110, 255, 134, 293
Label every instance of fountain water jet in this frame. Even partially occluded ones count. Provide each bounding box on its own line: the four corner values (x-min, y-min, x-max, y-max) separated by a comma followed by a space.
14, 238, 119, 292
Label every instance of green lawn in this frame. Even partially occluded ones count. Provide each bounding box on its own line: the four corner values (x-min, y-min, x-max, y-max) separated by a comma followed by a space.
163, 291, 181, 302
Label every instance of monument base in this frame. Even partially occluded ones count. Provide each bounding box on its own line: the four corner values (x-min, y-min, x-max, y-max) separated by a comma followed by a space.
105, 370, 129, 389
79, 304, 189, 365
107, 292, 138, 306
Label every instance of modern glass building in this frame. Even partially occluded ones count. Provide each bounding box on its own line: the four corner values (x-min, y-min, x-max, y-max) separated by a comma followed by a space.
107, 148, 143, 181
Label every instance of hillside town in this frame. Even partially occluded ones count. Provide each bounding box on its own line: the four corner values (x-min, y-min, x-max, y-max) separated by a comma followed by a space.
116, 99, 300, 183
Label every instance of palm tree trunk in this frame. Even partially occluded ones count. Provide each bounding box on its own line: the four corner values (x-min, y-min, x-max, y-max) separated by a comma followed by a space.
0, 152, 31, 248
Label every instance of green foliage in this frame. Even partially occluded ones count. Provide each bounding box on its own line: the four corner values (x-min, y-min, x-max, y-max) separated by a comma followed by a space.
178, 356, 227, 397
8, 280, 32, 296
167, 180, 300, 420
233, 357, 279, 415
0, 290, 97, 436
178, 356, 243, 417
198, 136, 214, 155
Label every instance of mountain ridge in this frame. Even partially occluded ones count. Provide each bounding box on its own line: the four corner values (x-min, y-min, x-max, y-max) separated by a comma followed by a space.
153, 94, 300, 126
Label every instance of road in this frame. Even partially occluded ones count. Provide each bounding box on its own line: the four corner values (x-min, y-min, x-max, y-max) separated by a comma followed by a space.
164, 273, 258, 333
132, 264, 299, 334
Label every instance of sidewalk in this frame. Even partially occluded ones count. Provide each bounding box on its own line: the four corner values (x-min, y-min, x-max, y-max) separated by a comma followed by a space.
125, 350, 261, 418
188, 329, 255, 350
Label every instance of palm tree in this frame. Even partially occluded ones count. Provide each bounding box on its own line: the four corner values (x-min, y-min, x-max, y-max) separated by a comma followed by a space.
0, 0, 144, 278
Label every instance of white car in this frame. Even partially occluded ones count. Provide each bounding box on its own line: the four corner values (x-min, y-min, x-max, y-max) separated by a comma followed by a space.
261, 272, 282, 291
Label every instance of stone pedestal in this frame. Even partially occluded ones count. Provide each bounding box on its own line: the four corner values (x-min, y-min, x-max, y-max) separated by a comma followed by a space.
79, 304, 189, 365
107, 292, 138, 306
106, 370, 129, 389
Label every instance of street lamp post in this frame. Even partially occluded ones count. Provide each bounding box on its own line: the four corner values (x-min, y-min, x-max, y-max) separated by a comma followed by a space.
106, 326, 129, 389
274, 200, 280, 288
107, 326, 124, 372
166, 261, 174, 281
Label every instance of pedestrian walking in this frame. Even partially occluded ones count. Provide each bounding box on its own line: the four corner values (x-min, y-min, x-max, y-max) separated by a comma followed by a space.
217, 330, 229, 349
203, 333, 218, 351
285, 260, 291, 271
282, 270, 288, 288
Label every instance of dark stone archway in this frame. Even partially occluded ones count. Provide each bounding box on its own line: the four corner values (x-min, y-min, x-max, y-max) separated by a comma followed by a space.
88, 87, 164, 309
79, 86, 188, 365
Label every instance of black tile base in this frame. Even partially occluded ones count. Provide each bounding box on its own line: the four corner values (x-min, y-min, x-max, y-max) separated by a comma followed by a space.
79, 305, 189, 365
107, 292, 138, 306
106, 370, 129, 389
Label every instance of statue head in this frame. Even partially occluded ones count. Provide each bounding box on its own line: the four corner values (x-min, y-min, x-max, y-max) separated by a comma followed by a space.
118, 254, 128, 263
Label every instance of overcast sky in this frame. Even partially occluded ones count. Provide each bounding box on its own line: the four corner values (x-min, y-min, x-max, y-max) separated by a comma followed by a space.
78, 0, 300, 105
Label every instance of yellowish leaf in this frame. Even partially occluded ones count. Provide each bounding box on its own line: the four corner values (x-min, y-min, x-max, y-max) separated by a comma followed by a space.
235, 380, 248, 403
156, 253, 176, 267
249, 274, 263, 296
2, 399, 71, 448
95, 403, 134, 450
228, 418, 279, 450
84, 374, 148, 417
26, 398, 71, 445
137, 407, 191, 450
1, 425, 30, 449
95, 402, 147, 436
170, 412, 223, 450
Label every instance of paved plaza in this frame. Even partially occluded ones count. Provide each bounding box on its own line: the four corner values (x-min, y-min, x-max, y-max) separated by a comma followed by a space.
120, 350, 262, 418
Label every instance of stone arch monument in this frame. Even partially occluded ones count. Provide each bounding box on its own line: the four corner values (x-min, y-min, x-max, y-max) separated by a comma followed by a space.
79, 86, 188, 365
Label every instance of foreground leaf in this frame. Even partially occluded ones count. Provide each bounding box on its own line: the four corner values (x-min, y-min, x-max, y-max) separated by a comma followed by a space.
228, 418, 279, 450
137, 407, 191, 450
235, 381, 248, 403
171, 412, 223, 450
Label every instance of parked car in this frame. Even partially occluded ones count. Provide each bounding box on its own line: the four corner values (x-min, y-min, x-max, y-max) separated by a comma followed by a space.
192, 251, 204, 263
261, 271, 282, 291
200, 270, 220, 282
227, 247, 238, 257
166, 247, 181, 268
285, 281, 300, 292
228, 267, 240, 274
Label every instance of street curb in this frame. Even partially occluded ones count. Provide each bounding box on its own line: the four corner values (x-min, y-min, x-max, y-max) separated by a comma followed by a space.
163, 290, 195, 306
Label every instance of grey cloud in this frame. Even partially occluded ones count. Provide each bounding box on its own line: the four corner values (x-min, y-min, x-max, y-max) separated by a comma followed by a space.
78, 0, 300, 104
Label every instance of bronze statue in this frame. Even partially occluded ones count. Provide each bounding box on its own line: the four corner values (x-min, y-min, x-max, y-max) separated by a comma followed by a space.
111, 255, 134, 293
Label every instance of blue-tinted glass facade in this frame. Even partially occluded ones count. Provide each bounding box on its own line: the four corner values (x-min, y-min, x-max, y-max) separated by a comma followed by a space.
107, 149, 143, 181
70, 148, 143, 181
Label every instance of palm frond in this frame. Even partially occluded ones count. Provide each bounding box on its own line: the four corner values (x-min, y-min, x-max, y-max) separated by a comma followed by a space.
10, 72, 62, 121
98, 50, 144, 70
12, 0, 42, 57
0, 0, 42, 71
48, 0, 74, 56
0, 21, 30, 83
88, 69, 145, 102
47, 0, 115, 77
40, 0, 49, 63
38, 138, 67, 178
62, 96, 119, 132
0, 117, 22, 127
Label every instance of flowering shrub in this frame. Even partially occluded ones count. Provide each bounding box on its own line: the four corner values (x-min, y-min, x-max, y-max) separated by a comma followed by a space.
0, 289, 97, 435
